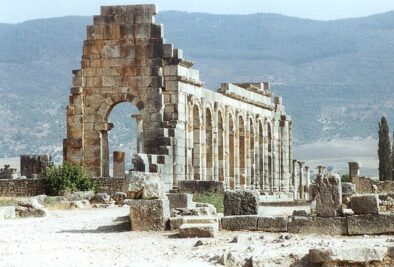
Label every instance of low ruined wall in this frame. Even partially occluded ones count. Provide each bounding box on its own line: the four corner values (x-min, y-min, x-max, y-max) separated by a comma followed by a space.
0, 177, 127, 197
356, 177, 394, 193
94, 178, 126, 197
0, 179, 46, 197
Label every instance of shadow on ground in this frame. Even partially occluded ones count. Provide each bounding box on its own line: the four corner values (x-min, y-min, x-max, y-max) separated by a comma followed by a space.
57, 216, 130, 234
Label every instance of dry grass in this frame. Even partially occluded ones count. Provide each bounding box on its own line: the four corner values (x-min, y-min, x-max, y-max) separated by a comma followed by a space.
0, 197, 23, 207
0, 196, 72, 210
43, 197, 71, 210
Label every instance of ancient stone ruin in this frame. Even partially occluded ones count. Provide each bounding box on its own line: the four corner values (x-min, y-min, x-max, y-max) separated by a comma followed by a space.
63, 4, 295, 193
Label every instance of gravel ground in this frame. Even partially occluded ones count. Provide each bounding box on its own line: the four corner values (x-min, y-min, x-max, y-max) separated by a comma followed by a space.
1, 207, 393, 267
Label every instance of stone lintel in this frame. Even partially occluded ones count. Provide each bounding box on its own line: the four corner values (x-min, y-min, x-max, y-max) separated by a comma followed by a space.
219, 83, 274, 110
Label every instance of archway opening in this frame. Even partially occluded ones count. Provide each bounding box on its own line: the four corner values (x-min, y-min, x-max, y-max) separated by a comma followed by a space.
205, 108, 213, 180
192, 105, 201, 180
107, 102, 139, 177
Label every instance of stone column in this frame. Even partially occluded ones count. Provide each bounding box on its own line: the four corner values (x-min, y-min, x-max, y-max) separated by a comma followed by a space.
214, 127, 219, 182
272, 120, 279, 192
292, 159, 298, 199
348, 162, 360, 183
298, 161, 305, 199
100, 130, 110, 177
131, 114, 143, 153
113, 151, 125, 178
305, 165, 310, 200
288, 122, 293, 185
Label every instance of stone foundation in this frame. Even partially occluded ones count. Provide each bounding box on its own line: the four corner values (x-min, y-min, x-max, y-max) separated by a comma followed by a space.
0, 177, 126, 198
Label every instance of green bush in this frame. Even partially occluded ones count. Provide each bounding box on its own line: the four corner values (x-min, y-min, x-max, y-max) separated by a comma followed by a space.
43, 162, 96, 196
341, 174, 350, 182
194, 192, 224, 213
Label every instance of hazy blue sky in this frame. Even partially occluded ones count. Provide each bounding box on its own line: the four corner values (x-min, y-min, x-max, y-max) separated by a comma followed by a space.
2, 0, 394, 23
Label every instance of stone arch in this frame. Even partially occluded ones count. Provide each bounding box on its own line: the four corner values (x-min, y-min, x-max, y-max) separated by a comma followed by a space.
63, 5, 168, 178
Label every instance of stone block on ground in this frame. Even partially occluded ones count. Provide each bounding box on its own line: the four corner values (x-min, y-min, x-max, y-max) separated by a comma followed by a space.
347, 214, 394, 235
0, 206, 16, 220
114, 192, 127, 205
124, 172, 164, 199
309, 247, 387, 264
315, 174, 342, 217
66, 191, 95, 201
16, 206, 47, 218
90, 193, 111, 204
170, 216, 219, 230
129, 198, 170, 231
179, 223, 218, 238
293, 210, 308, 216
221, 215, 259, 231
288, 216, 347, 235
167, 193, 195, 210
341, 182, 356, 196
257, 216, 287, 232
223, 190, 259, 216
350, 194, 379, 215
170, 217, 183, 230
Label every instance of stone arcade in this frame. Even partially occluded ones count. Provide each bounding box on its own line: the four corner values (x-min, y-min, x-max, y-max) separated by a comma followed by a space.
63, 4, 296, 194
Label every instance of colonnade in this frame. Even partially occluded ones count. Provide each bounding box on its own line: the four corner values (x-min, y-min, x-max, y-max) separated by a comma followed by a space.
186, 100, 293, 192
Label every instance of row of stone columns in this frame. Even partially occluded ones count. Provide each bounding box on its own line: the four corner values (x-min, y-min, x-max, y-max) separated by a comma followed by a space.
292, 160, 311, 200
186, 104, 292, 192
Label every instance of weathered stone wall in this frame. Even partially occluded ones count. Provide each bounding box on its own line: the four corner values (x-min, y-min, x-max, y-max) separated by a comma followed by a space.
63, 4, 294, 194
0, 178, 126, 197
94, 177, 126, 197
356, 177, 394, 193
0, 179, 46, 197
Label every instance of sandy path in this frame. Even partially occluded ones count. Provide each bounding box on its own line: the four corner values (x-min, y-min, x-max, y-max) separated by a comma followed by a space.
0, 207, 393, 267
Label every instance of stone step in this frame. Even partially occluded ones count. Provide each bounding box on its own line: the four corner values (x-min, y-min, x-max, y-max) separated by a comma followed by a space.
179, 223, 218, 238
170, 215, 219, 230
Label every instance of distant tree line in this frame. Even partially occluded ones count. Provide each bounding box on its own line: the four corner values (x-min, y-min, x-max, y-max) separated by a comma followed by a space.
378, 116, 394, 181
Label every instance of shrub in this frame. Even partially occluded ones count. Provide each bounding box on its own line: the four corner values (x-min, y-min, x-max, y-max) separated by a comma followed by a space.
194, 192, 224, 213
43, 162, 96, 196
341, 174, 350, 182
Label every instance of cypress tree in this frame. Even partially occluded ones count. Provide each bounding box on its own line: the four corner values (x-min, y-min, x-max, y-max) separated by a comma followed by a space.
378, 117, 392, 181
392, 131, 394, 179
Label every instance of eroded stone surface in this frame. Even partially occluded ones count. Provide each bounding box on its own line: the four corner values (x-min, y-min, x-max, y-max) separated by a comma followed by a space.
350, 194, 379, 215
221, 215, 259, 231
223, 190, 259, 216
315, 174, 342, 217
179, 223, 218, 238
347, 214, 394, 235
129, 198, 170, 231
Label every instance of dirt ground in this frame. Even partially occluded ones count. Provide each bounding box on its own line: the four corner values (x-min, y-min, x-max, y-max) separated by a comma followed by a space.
1, 207, 393, 267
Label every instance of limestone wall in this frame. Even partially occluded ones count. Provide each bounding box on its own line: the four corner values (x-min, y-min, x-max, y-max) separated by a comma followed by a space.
0, 178, 126, 197
356, 177, 394, 193
0, 179, 46, 197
